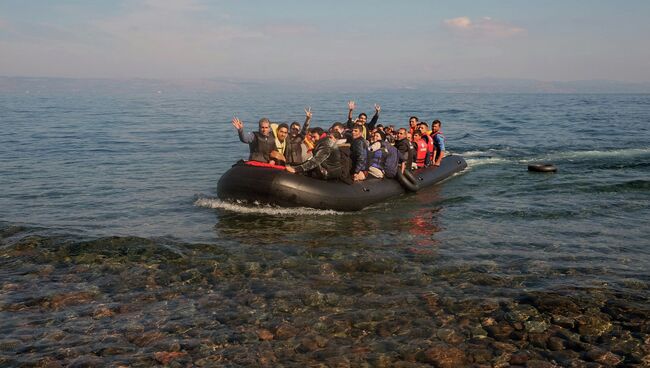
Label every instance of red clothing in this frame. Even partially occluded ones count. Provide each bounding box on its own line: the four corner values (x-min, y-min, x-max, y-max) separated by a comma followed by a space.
415, 138, 427, 167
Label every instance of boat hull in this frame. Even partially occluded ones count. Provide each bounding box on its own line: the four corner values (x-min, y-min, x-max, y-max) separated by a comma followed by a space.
217, 155, 467, 211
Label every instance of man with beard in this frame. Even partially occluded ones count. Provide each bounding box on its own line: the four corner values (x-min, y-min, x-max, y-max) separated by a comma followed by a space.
394, 128, 414, 173
285, 107, 312, 165
346, 100, 380, 139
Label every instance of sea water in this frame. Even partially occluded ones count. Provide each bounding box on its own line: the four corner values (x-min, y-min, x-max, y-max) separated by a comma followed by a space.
1, 91, 649, 366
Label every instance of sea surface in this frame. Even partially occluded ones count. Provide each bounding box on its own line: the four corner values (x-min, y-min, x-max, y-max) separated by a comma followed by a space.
1, 90, 649, 366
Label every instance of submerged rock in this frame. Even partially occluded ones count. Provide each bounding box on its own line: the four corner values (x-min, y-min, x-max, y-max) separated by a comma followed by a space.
575, 314, 613, 337
420, 344, 466, 368
584, 348, 623, 366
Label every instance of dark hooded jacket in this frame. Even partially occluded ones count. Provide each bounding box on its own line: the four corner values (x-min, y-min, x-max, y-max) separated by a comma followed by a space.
295, 137, 342, 180
395, 137, 414, 171
350, 137, 368, 174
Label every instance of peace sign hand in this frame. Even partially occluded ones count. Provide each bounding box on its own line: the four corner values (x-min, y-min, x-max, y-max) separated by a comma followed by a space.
232, 117, 243, 130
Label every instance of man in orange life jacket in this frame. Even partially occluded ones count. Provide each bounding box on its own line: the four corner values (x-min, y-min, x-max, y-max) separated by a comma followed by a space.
232, 117, 277, 163
408, 116, 419, 138
412, 131, 428, 169
417, 122, 434, 166
431, 119, 446, 166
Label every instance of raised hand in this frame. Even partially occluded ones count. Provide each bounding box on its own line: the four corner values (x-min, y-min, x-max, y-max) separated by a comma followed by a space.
348, 100, 355, 111
305, 106, 312, 120
231, 117, 243, 130
374, 103, 381, 113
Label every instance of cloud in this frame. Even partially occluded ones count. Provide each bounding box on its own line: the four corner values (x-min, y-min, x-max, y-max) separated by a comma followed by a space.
443, 16, 526, 38
93, 0, 265, 46
262, 24, 318, 37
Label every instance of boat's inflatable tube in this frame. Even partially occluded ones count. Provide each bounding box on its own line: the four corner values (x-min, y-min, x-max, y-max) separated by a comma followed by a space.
528, 163, 557, 172
396, 169, 419, 192
217, 155, 467, 211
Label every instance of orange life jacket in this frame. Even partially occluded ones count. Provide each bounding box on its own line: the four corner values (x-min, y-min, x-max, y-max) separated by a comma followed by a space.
415, 139, 427, 166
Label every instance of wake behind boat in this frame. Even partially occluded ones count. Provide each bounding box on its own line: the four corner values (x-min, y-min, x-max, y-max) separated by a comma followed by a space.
217, 155, 467, 211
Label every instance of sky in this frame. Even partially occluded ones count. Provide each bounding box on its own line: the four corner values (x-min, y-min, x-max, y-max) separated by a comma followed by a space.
1, 0, 649, 82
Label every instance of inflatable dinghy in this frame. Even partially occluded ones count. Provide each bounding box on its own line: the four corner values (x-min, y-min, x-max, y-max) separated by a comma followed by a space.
217, 155, 467, 211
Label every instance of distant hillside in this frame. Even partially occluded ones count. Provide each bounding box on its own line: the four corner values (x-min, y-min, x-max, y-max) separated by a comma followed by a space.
1, 76, 649, 94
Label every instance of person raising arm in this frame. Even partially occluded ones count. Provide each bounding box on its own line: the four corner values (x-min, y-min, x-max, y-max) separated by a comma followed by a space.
232, 117, 277, 164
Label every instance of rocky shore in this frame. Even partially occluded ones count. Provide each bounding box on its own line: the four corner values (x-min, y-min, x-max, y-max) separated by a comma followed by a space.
1, 230, 648, 367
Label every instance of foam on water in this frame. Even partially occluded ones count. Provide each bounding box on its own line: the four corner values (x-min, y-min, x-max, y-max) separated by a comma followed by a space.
194, 197, 343, 216
460, 147, 650, 169
464, 157, 511, 168
527, 147, 650, 162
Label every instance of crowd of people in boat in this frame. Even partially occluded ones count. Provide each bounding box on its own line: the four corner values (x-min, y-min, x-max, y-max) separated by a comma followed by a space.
231, 101, 446, 184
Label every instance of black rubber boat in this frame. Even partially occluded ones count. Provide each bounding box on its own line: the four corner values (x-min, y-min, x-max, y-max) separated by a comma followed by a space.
217, 155, 467, 211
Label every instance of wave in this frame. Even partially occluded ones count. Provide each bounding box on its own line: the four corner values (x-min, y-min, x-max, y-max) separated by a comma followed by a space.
436, 109, 466, 114
590, 180, 650, 193
458, 147, 650, 169
540, 148, 650, 161
194, 197, 343, 216
464, 157, 510, 168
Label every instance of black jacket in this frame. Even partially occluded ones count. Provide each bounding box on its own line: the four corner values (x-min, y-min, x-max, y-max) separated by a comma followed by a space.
395, 138, 413, 170
296, 138, 342, 180
350, 137, 368, 174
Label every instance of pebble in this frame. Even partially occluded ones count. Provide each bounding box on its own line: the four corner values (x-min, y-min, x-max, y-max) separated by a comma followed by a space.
153, 351, 188, 365
436, 328, 465, 345
585, 348, 623, 366
525, 320, 549, 333
256, 329, 274, 341
421, 344, 466, 368
576, 314, 613, 337
509, 351, 530, 365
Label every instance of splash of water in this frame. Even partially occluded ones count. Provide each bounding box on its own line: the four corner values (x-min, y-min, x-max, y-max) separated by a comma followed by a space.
194, 197, 343, 216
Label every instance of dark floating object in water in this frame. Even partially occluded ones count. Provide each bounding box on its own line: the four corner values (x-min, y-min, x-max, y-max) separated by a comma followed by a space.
528, 163, 558, 173
218, 155, 467, 211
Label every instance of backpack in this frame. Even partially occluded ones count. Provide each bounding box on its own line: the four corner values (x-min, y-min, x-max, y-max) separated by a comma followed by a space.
382, 142, 399, 179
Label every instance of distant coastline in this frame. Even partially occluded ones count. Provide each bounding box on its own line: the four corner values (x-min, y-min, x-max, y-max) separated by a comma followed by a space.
2, 76, 650, 94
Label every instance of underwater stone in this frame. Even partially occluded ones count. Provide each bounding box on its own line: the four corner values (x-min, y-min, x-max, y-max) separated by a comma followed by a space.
524, 319, 549, 333
256, 329, 273, 341
547, 336, 566, 351
274, 322, 299, 340
524, 359, 556, 368
485, 322, 514, 341
575, 314, 612, 337
436, 328, 464, 345
508, 351, 530, 365
469, 325, 488, 339
420, 344, 466, 368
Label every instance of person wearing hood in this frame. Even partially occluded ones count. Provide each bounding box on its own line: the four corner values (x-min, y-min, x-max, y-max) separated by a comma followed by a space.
285, 131, 343, 180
